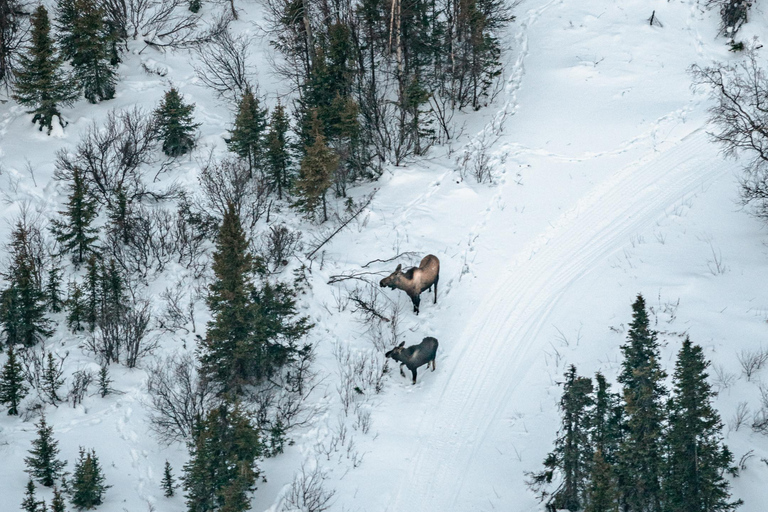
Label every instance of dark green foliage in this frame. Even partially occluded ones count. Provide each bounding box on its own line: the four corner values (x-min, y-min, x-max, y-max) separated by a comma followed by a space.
97, 365, 111, 398
293, 113, 337, 222
46, 264, 64, 314
22, 479, 44, 512
0, 343, 27, 414
56, 0, 117, 103
70, 447, 109, 509
51, 486, 67, 512
50, 166, 99, 268
0, 221, 52, 347
42, 352, 65, 404
162, 460, 175, 497
226, 86, 267, 173
617, 294, 667, 512
530, 365, 594, 511
155, 87, 199, 157
585, 449, 619, 512
182, 402, 262, 512
265, 102, 292, 199
0, 0, 27, 87
65, 280, 86, 332
25, 415, 67, 487
664, 338, 741, 512
84, 254, 100, 332
199, 205, 311, 395
12, 5, 77, 133
189, 0, 201, 12
585, 372, 622, 512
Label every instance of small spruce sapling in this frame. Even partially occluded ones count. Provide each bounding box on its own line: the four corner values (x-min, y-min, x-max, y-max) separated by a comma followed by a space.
46, 264, 64, 313
98, 365, 112, 398
70, 447, 109, 509
22, 478, 43, 512
42, 352, 65, 405
51, 486, 66, 512
25, 414, 67, 487
226, 85, 267, 175
162, 460, 175, 497
0, 343, 28, 415
155, 87, 200, 157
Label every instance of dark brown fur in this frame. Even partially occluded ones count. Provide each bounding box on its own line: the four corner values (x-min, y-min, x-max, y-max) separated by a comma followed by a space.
385, 337, 439, 384
379, 254, 440, 314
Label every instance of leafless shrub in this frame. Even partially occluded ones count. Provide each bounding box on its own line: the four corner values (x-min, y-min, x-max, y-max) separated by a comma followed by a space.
54, 108, 175, 209
86, 298, 155, 368
737, 347, 768, 380
752, 385, 768, 434
707, 242, 728, 275
159, 281, 198, 334
353, 403, 372, 435
261, 224, 302, 272
106, 205, 178, 280
713, 364, 737, 392
194, 28, 253, 103
334, 344, 387, 415
705, 0, 752, 38
145, 353, 215, 444
281, 463, 336, 512
198, 155, 269, 231
68, 369, 94, 407
730, 401, 750, 431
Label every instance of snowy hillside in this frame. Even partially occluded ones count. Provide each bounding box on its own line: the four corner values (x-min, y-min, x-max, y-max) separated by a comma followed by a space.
2, 0, 768, 511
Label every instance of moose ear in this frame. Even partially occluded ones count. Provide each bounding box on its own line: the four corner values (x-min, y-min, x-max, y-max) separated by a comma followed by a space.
398, 341, 405, 348
395, 264, 402, 272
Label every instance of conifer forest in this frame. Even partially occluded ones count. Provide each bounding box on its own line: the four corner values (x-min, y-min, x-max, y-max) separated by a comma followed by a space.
2, 0, 768, 511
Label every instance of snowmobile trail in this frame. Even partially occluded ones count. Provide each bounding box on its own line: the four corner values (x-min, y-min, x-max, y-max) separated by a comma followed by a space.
384, 129, 738, 511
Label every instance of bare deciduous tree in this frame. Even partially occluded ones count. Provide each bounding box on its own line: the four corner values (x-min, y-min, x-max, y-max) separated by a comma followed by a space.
280, 463, 336, 512
194, 27, 253, 102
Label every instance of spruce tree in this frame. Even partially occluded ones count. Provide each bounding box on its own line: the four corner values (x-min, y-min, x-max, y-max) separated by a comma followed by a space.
664, 338, 741, 512
97, 365, 111, 398
12, 5, 77, 133
155, 87, 199, 157
265, 101, 292, 199
46, 263, 64, 314
0, 221, 52, 346
56, 0, 116, 103
226, 86, 267, 174
22, 478, 43, 512
0, 343, 27, 414
25, 414, 67, 487
617, 294, 667, 512
585, 449, 619, 512
65, 280, 86, 332
50, 486, 66, 512
530, 365, 594, 511
182, 402, 262, 512
42, 352, 65, 405
585, 372, 622, 512
50, 166, 99, 268
162, 460, 175, 497
70, 447, 109, 509
293, 112, 337, 222
83, 254, 100, 332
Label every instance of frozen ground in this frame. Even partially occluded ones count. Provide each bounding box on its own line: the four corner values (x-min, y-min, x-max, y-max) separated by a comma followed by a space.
2, 0, 768, 511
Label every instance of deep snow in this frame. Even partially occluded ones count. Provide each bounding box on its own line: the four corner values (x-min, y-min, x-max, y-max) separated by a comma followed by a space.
2, 0, 768, 511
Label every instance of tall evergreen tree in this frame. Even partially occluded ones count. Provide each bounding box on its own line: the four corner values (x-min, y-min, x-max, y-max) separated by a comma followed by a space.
50, 166, 99, 268
265, 101, 292, 199
22, 478, 43, 512
664, 338, 740, 512
585, 372, 622, 512
198, 204, 311, 395
12, 5, 77, 133
530, 365, 594, 511
617, 294, 668, 512
162, 460, 175, 497
293, 112, 337, 222
56, 0, 117, 103
65, 280, 86, 332
0, 221, 52, 346
0, 342, 27, 414
585, 449, 619, 512
25, 414, 67, 487
226, 86, 267, 174
155, 87, 199, 157
42, 352, 65, 404
46, 263, 64, 314
70, 447, 109, 509
182, 402, 262, 512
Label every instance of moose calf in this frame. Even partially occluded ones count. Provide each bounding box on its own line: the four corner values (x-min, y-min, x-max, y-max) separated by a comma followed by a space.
385, 337, 439, 384
380, 254, 440, 314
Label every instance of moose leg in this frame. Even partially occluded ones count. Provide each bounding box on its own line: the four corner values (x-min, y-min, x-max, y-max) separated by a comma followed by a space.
412, 295, 420, 315
399, 363, 406, 377
431, 358, 436, 371
411, 367, 417, 384
434, 276, 438, 304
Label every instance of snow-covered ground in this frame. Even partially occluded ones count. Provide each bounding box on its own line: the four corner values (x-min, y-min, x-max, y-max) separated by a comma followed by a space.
2, 0, 768, 511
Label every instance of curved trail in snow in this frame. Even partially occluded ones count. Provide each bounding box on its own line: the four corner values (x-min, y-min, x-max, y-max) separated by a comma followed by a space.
385, 127, 736, 511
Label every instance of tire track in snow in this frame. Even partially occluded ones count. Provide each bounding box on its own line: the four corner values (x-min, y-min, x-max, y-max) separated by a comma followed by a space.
385, 129, 736, 511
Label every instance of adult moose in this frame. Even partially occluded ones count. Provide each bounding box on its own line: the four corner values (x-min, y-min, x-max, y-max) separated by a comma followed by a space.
385, 337, 439, 384
379, 254, 440, 314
